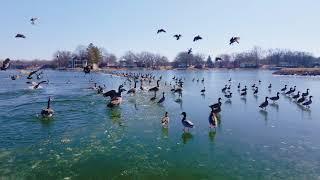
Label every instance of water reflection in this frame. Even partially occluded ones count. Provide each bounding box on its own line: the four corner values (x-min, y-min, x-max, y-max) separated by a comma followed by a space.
181, 132, 193, 144
270, 103, 279, 112
161, 127, 168, 138
208, 130, 216, 142
259, 109, 268, 122
107, 108, 123, 126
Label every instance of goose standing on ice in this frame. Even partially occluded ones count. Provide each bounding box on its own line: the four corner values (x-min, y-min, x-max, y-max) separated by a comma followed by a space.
302, 96, 313, 108
269, 92, 280, 103
259, 97, 269, 110
157, 92, 165, 104
181, 112, 194, 132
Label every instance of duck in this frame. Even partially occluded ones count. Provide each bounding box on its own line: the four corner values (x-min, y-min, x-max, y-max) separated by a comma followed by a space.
302, 96, 313, 108
181, 112, 194, 131
41, 97, 54, 117
302, 89, 309, 97
157, 92, 165, 104
161, 112, 169, 128
269, 92, 280, 103
127, 80, 137, 94
281, 85, 287, 92
292, 91, 300, 100
259, 97, 269, 110
209, 98, 222, 109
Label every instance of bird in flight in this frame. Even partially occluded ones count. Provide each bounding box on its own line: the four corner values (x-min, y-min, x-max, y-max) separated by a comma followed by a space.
229, 37, 240, 45
215, 57, 223, 62
15, 34, 26, 39
187, 48, 192, 54
1, 58, 10, 71
193, 35, 202, 42
157, 29, 166, 34
173, 34, 182, 40
30, 17, 38, 25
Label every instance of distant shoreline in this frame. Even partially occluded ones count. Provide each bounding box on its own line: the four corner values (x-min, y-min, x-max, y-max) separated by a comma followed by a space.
273, 68, 320, 76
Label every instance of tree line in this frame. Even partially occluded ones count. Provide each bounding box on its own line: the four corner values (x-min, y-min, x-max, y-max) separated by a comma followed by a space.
3, 44, 320, 69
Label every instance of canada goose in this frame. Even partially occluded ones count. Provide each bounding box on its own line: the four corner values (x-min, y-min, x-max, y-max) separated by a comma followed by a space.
241, 86, 247, 92
103, 85, 124, 99
269, 92, 280, 103
253, 87, 258, 95
41, 97, 54, 117
229, 37, 240, 45
30, 17, 38, 25
140, 79, 144, 90
215, 57, 223, 61
297, 96, 306, 104
157, 92, 165, 104
224, 93, 232, 99
251, 84, 256, 88
268, 83, 272, 89
193, 35, 202, 42
181, 112, 194, 131
27, 69, 40, 79
33, 81, 47, 89
107, 89, 125, 108
173, 34, 182, 40
15, 34, 26, 38
259, 97, 269, 110
292, 91, 300, 100
149, 80, 160, 92
127, 81, 137, 94
150, 91, 157, 101
209, 98, 222, 109
161, 112, 169, 128
83, 65, 91, 74
240, 90, 247, 96
221, 85, 228, 92
302, 89, 309, 97
200, 87, 206, 94
302, 96, 313, 108
157, 29, 166, 34
1, 58, 10, 70
281, 85, 287, 92
237, 83, 241, 89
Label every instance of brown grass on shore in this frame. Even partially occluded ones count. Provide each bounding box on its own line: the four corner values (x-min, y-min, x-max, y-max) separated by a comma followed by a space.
273, 68, 320, 76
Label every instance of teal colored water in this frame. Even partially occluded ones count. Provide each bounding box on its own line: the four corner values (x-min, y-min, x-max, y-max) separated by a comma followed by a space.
0, 70, 320, 179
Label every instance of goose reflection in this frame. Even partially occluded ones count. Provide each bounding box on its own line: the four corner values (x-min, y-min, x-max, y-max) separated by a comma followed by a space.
181, 132, 193, 144
270, 103, 279, 112
108, 108, 124, 126
162, 127, 169, 138
209, 130, 216, 142
241, 97, 247, 104
259, 109, 268, 122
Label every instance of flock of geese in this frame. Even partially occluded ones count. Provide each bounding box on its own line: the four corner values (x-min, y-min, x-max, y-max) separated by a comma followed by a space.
82, 71, 313, 132
0, 59, 315, 132
156, 28, 240, 56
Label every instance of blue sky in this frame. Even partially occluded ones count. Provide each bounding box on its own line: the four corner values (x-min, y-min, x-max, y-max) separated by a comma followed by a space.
1, 0, 319, 61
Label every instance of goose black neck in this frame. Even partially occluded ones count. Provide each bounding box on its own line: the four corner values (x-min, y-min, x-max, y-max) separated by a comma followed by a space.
47, 98, 51, 109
